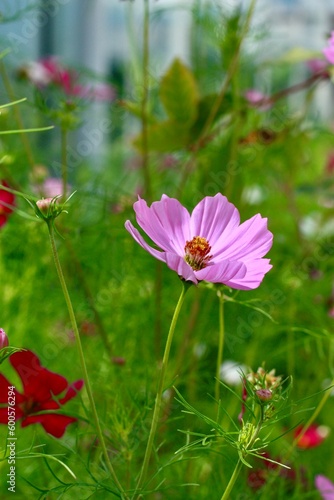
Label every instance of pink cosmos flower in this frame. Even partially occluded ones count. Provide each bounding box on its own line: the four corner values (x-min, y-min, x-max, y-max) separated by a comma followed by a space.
244, 89, 271, 111
323, 32, 334, 65
0, 181, 15, 228
125, 194, 273, 289
315, 475, 334, 500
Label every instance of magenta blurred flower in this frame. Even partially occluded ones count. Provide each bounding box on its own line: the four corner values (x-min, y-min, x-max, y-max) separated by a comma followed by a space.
0, 181, 15, 228
294, 424, 330, 449
323, 32, 334, 65
306, 58, 330, 77
0, 350, 83, 438
0, 328, 9, 349
245, 89, 271, 110
40, 177, 70, 198
125, 194, 273, 289
315, 475, 334, 500
22, 57, 115, 101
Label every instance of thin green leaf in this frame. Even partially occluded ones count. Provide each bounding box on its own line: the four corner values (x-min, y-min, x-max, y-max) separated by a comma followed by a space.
0, 97, 27, 109
224, 295, 277, 323
0, 125, 54, 135
18, 453, 77, 480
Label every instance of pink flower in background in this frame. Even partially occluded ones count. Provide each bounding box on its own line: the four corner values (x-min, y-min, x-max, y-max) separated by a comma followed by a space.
125, 194, 273, 289
0, 181, 15, 228
306, 59, 330, 78
244, 89, 271, 111
21, 56, 115, 101
294, 424, 330, 449
41, 178, 71, 198
323, 32, 334, 65
315, 475, 334, 500
0, 350, 83, 438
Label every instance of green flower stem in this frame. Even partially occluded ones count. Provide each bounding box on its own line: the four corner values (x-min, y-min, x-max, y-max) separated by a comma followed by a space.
220, 459, 243, 500
46, 221, 126, 498
133, 281, 191, 498
140, 0, 152, 201
61, 127, 68, 200
215, 290, 225, 402
221, 407, 264, 500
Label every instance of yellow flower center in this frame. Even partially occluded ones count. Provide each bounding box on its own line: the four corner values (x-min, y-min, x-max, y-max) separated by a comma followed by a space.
184, 236, 212, 271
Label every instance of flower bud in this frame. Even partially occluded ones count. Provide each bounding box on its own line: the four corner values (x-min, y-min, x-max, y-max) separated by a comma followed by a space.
0, 328, 9, 349
256, 389, 272, 402
36, 197, 55, 215
35, 196, 64, 222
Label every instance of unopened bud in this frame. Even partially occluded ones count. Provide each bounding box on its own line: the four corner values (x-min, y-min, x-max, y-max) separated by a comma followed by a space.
35, 196, 64, 221
256, 389, 272, 401
36, 197, 54, 215
0, 328, 9, 349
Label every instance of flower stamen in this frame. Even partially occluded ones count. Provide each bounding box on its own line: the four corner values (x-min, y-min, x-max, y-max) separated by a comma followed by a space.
184, 236, 212, 270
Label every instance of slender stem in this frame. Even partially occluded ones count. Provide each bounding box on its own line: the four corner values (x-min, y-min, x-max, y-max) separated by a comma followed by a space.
220, 459, 243, 500
46, 221, 126, 498
258, 72, 327, 108
154, 260, 163, 359
215, 290, 225, 402
221, 406, 264, 500
133, 281, 191, 498
61, 127, 68, 200
141, 0, 152, 201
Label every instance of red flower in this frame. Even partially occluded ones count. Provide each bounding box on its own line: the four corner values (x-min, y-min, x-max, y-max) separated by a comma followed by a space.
0, 350, 83, 438
21, 57, 115, 101
0, 181, 15, 228
294, 424, 330, 449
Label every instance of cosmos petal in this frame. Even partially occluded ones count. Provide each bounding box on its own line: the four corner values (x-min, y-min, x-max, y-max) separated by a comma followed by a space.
195, 260, 246, 283
223, 259, 272, 290
125, 221, 168, 263
10, 350, 68, 402
165, 253, 198, 283
22, 413, 77, 438
212, 214, 273, 261
133, 195, 190, 255
190, 194, 240, 246
315, 475, 334, 500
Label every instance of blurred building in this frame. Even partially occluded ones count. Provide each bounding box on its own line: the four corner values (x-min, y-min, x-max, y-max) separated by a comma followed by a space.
2, 0, 334, 117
